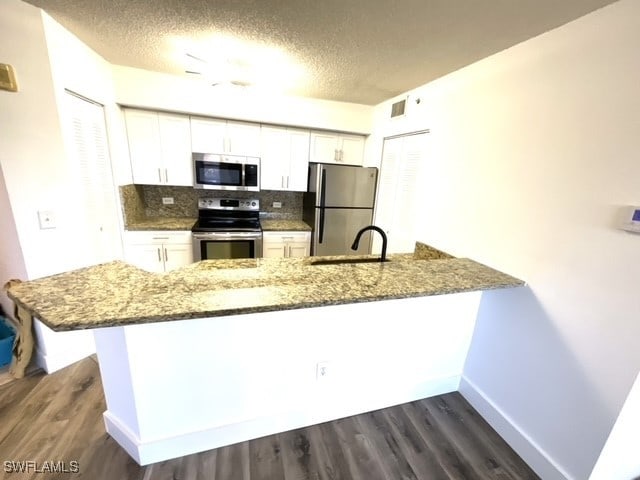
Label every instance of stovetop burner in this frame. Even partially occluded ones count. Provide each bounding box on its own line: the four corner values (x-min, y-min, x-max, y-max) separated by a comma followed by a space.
191, 197, 261, 233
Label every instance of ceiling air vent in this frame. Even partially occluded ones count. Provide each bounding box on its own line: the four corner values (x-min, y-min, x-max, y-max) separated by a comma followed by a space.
390, 98, 406, 118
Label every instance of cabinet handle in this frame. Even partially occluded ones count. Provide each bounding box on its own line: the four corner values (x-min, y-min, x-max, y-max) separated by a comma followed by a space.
281, 176, 285, 188
283, 246, 287, 257
157, 248, 162, 262
340, 150, 344, 162
152, 237, 169, 240
286, 176, 290, 188
288, 245, 292, 257
164, 248, 168, 262
334, 149, 338, 161
157, 168, 162, 182
164, 168, 169, 183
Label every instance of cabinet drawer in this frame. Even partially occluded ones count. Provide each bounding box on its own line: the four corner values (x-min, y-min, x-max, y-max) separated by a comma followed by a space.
123, 230, 192, 245
262, 231, 310, 243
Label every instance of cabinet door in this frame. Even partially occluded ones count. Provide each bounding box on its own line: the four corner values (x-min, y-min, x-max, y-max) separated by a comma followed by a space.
288, 129, 310, 191
262, 232, 287, 258
163, 244, 194, 271
263, 244, 287, 258
125, 110, 164, 185
190, 117, 226, 153
260, 126, 290, 190
310, 131, 339, 164
339, 134, 365, 166
124, 244, 164, 272
288, 242, 310, 258
159, 114, 193, 186
226, 121, 261, 156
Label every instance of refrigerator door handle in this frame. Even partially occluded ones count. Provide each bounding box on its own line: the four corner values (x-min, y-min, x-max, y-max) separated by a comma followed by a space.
318, 167, 326, 243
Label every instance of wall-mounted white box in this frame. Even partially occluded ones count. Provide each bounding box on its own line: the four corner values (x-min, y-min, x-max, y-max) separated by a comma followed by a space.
38, 210, 56, 229
620, 206, 640, 233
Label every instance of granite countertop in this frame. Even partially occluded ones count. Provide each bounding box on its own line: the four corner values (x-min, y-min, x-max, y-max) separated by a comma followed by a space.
125, 217, 197, 231
260, 219, 312, 232
6, 244, 525, 332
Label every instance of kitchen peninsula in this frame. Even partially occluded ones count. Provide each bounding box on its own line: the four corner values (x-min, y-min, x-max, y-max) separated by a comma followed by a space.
7, 244, 524, 465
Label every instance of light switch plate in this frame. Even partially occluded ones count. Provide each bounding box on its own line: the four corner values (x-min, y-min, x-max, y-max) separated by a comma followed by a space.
162, 197, 175, 205
38, 210, 56, 229
272, 201, 282, 208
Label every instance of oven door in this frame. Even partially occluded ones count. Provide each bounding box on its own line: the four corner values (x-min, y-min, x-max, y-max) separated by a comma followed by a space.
192, 232, 263, 260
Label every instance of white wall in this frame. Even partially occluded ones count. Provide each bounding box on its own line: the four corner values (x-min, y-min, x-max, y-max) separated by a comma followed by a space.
370, 1, 640, 479
42, 12, 124, 266
589, 370, 640, 480
0, 167, 28, 316
0, 1, 122, 371
0, 0, 73, 281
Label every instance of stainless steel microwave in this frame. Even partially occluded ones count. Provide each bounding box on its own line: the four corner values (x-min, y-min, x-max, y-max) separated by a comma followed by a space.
193, 153, 260, 191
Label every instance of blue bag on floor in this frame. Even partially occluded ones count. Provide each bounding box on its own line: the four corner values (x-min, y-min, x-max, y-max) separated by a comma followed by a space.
0, 316, 16, 367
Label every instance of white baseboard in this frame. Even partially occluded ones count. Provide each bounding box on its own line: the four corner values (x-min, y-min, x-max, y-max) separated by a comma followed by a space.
459, 376, 572, 480
105, 375, 461, 466
34, 346, 94, 374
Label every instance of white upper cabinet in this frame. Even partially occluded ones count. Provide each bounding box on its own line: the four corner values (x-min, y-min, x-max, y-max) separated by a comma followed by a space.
260, 126, 310, 191
190, 117, 261, 156
125, 109, 163, 185
158, 114, 193, 186
190, 117, 226, 153
310, 131, 365, 166
124, 109, 193, 186
226, 121, 261, 156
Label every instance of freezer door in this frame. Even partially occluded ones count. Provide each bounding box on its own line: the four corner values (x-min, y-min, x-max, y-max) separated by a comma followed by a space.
313, 207, 374, 256
311, 164, 377, 208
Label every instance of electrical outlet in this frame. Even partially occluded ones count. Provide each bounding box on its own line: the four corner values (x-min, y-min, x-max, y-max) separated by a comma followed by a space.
37, 210, 56, 229
316, 361, 330, 381
162, 197, 175, 205
272, 201, 282, 208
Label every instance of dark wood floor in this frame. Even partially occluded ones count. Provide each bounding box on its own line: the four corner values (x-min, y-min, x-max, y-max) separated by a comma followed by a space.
0, 357, 539, 480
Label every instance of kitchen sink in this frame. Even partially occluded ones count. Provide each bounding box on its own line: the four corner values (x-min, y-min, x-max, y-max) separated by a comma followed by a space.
309, 258, 389, 266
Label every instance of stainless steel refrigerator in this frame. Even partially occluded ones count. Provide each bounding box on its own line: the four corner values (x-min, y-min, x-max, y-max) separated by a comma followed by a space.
303, 164, 378, 256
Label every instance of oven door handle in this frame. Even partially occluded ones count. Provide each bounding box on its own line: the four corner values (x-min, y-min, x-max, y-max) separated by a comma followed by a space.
192, 232, 262, 241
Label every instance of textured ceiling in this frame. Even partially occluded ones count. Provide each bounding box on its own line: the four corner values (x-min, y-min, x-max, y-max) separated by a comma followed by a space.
25, 0, 618, 105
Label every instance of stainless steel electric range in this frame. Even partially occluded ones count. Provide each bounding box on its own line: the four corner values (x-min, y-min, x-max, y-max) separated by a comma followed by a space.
191, 198, 262, 261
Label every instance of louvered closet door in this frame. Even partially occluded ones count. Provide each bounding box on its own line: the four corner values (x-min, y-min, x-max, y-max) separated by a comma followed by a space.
65, 91, 120, 265
374, 132, 427, 254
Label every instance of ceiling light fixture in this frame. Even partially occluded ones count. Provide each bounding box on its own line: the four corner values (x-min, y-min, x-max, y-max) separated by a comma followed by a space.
184, 53, 251, 88
174, 34, 308, 94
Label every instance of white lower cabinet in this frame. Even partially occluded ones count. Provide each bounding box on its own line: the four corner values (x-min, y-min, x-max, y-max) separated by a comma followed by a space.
123, 231, 193, 272
262, 231, 311, 258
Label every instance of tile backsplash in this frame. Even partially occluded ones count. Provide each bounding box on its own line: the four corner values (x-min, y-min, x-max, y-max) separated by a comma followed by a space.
120, 184, 304, 221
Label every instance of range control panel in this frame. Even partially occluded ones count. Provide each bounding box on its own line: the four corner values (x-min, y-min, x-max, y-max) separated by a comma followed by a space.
198, 198, 260, 211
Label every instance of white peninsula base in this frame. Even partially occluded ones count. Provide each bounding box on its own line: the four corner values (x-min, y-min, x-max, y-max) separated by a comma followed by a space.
93, 292, 482, 465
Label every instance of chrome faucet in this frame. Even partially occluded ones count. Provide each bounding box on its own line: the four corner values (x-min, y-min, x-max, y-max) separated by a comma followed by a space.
351, 225, 387, 262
